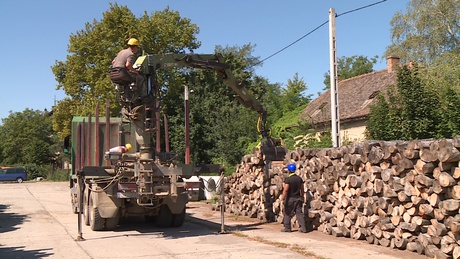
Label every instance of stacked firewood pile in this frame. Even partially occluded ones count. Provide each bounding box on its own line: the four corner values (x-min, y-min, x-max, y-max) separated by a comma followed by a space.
224, 136, 460, 259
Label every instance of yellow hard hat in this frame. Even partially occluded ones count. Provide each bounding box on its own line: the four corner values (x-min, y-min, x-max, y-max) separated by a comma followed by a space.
127, 38, 139, 46
125, 143, 132, 151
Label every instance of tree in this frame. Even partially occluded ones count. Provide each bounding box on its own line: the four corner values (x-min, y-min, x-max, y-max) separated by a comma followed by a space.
323, 55, 377, 90
52, 4, 200, 139
270, 73, 312, 149
367, 64, 442, 140
385, 0, 460, 65
162, 44, 264, 166
0, 109, 56, 165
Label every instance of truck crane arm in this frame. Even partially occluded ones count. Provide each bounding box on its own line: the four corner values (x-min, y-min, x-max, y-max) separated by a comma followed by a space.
136, 53, 269, 138
133, 53, 286, 161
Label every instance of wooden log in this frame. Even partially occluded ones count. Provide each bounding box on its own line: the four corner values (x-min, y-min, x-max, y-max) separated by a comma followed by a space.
352, 227, 366, 240
349, 175, 362, 188
404, 148, 420, 159
367, 146, 383, 165
404, 181, 420, 197
420, 149, 439, 163
454, 246, 460, 259
427, 193, 441, 207
441, 235, 457, 254
374, 179, 384, 194
379, 237, 391, 247
383, 184, 398, 198
338, 223, 351, 237
331, 227, 344, 237
406, 241, 424, 254
453, 167, 460, 179
439, 146, 460, 163
381, 168, 392, 182
414, 159, 435, 174
439, 172, 457, 187
449, 221, 460, 234
443, 199, 460, 211
430, 219, 448, 236
419, 204, 435, 218
412, 216, 430, 226
393, 238, 408, 250
415, 174, 434, 187
419, 233, 433, 248
439, 162, 456, 172
365, 234, 375, 244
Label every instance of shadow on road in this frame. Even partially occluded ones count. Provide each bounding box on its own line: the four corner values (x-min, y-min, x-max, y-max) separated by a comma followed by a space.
0, 246, 53, 258
0, 204, 26, 234
80, 204, 270, 241
0, 205, 54, 258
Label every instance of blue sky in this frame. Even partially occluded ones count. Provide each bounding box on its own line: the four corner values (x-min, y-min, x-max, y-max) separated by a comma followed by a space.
0, 0, 409, 121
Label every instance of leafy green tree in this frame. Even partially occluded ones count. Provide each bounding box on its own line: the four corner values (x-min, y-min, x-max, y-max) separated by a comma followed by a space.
368, 64, 441, 140
270, 73, 312, 149
164, 44, 263, 166
437, 86, 460, 137
385, 0, 460, 65
323, 55, 377, 89
425, 50, 460, 92
0, 109, 56, 166
52, 4, 200, 139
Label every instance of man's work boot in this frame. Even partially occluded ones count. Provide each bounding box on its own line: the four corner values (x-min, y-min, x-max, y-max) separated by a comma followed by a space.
299, 228, 307, 233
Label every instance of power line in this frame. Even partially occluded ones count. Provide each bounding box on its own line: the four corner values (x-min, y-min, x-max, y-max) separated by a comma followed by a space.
255, 0, 388, 66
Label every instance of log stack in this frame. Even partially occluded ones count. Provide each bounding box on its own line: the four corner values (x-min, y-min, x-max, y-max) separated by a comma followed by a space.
224, 136, 460, 258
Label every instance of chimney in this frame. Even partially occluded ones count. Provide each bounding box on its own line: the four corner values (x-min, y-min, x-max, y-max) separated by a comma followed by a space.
387, 56, 400, 72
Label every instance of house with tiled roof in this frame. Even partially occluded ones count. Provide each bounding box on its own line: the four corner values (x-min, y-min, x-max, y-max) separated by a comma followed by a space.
300, 56, 400, 144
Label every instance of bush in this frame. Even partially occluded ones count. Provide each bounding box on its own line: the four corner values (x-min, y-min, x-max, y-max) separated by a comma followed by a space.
23, 163, 69, 181
45, 169, 69, 182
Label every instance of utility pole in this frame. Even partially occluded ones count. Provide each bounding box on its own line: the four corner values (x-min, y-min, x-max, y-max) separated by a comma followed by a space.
329, 8, 341, 148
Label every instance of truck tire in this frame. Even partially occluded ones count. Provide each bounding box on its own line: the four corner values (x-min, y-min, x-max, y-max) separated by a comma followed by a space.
171, 208, 186, 227
105, 212, 120, 230
89, 193, 105, 231
156, 204, 173, 228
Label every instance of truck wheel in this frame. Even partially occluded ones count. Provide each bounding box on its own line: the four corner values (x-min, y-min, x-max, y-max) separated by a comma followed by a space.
156, 204, 173, 228
105, 212, 120, 230
171, 208, 186, 227
89, 193, 105, 231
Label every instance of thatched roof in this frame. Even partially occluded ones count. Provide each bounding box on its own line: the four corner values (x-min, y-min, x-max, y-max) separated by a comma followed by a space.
301, 68, 397, 124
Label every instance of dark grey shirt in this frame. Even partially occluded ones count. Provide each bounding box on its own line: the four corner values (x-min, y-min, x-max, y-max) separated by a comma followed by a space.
112, 48, 135, 68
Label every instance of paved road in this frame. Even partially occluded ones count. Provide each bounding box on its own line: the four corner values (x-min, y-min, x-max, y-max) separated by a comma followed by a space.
0, 182, 307, 259
0, 182, 428, 259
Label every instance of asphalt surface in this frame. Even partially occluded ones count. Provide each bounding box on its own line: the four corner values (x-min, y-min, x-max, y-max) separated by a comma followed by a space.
0, 182, 429, 259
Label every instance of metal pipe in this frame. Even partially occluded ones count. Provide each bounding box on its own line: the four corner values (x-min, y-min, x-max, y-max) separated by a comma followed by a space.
88, 113, 92, 166
164, 114, 170, 152
156, 103, 161, 155
95, 102, 100, 165
185, 85, 190, 164
105, 101, 110, 166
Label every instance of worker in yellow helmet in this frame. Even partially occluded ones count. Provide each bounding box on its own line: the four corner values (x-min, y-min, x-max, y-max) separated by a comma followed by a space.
109, 143, 132, 153
109, 38, 145, 98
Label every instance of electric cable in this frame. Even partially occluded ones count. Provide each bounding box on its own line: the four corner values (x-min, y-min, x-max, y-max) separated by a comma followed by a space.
254, 0, 388, 66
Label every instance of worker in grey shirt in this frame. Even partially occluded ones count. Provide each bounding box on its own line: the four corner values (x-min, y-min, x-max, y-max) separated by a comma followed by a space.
110, 38, 145, 98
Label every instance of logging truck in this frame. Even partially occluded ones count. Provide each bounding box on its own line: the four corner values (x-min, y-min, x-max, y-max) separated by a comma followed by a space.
69, 53, 286, 231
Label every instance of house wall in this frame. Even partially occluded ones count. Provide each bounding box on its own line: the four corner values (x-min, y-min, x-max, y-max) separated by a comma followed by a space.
340, 119, 367, 144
